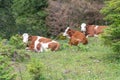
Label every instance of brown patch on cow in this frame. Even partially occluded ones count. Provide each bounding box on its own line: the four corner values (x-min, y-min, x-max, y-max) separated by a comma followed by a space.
39, 37, 52, 43
28, 44, 34, 50
48, 42, 60, 51
37, 43, 41, 51
28, 36, 38, 42
85, 25, 107, 37
69, 37, 80, 46
27, 36, 38, 51
86, 25, 95, 37
95, 26, 107, 35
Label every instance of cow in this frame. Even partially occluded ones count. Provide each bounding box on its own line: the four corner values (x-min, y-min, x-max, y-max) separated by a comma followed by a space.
22, 33, 60, 52
63, 27, 88, 46
81, 23, 107, 38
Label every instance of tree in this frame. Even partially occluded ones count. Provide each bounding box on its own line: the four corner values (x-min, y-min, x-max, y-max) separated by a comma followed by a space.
101, 0, 120, 53
12, 0, 48, 36
46, 0, 105, 37
0, 0, 16, 39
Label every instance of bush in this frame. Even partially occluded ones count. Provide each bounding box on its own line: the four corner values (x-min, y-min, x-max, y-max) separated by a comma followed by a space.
9, 34, 25, 49
101, 0, 120, 53
27, 58, 46, 80
0, 56, 16, 80
0, 39, 30, 62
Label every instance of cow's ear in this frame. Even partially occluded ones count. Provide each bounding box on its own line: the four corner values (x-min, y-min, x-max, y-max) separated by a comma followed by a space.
28, 35, 32, 40
19, 34, 23, 39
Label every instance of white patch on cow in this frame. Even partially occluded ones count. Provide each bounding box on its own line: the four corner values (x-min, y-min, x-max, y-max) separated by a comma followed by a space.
86, 35, 89, 38
40, 46, 44, 52
81, 23, 87, 32
63, 27, 70, 38
42, 40, 58, 52
22, 33, 29, 43
41, 42, 49, 52
94, 25, 99, 30
34, 36, 43, 52
25, 47, 29, 50
51, 40, 57, 43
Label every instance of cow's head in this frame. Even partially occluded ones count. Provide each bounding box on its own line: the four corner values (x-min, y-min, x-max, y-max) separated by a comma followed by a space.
63, 27, 75, 38
22, 33, 29, 43
63, 27, 70, 38
81, 23, 87, 32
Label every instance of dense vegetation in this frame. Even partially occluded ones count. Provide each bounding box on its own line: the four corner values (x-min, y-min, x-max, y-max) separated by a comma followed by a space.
0, 0, 120, 80
0, 0, 16, 39
12, 0, 48, 36
101, 0, 120, 53
46, 0, 105, 36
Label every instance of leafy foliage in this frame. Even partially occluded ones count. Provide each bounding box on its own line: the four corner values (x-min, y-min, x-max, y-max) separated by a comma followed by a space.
101, 0, 120, 53
12, 0, 48, 36
0, 39, 30, 62
0, 0, 16, 39
27, 58, 46, 80
9, 34, 25, 49
0, 56, 16, 80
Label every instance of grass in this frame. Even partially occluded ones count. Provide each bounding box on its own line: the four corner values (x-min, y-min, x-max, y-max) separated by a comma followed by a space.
16, 37, 120, 80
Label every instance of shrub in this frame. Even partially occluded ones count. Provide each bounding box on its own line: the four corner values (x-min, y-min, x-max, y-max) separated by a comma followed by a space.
0, 56, 16, 80
9, 34, 25, 49
0, 39, 30, 62
101, 0, 120, 53
27, 58, 46, 80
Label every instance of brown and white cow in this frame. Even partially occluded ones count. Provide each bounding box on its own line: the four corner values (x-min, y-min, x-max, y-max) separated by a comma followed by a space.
81, 23, 107, 38
63, 27, 88, 46
22, 33, 60, 52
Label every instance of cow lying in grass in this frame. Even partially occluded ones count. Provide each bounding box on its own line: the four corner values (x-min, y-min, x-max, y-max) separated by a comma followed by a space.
63, 27, 88, 46
81, 23, 107, 38
22, 33, 60, 52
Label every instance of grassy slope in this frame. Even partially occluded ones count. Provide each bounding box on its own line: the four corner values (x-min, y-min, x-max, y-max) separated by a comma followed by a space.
20, 37, 120, 80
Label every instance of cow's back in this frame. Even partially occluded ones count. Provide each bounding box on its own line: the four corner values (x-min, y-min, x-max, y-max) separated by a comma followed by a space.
39, 37, 52, 43
95, 26, 107, 34
86, 25, 95, 37
36, 37, 60, 52
70, 31, 88, 45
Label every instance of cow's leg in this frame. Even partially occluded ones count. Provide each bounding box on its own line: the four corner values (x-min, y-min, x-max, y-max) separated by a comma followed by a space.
94, 34, 98, 37
68, 39, 72, 46
86, 34, 91, 38
25, 44, 33, 51
25, 47, 30, 51
40, 47, 44, 52
86, 35, 89, 38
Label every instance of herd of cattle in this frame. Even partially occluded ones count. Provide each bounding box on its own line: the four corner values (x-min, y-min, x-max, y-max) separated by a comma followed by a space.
22, 23, 107, 52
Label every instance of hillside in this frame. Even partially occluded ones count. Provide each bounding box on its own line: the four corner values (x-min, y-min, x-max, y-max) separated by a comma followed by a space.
14, 38, 120, 80
0, 0, 120, 80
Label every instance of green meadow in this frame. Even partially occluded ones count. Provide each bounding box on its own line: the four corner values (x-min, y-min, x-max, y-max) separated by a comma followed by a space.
15, 37, 120, 80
